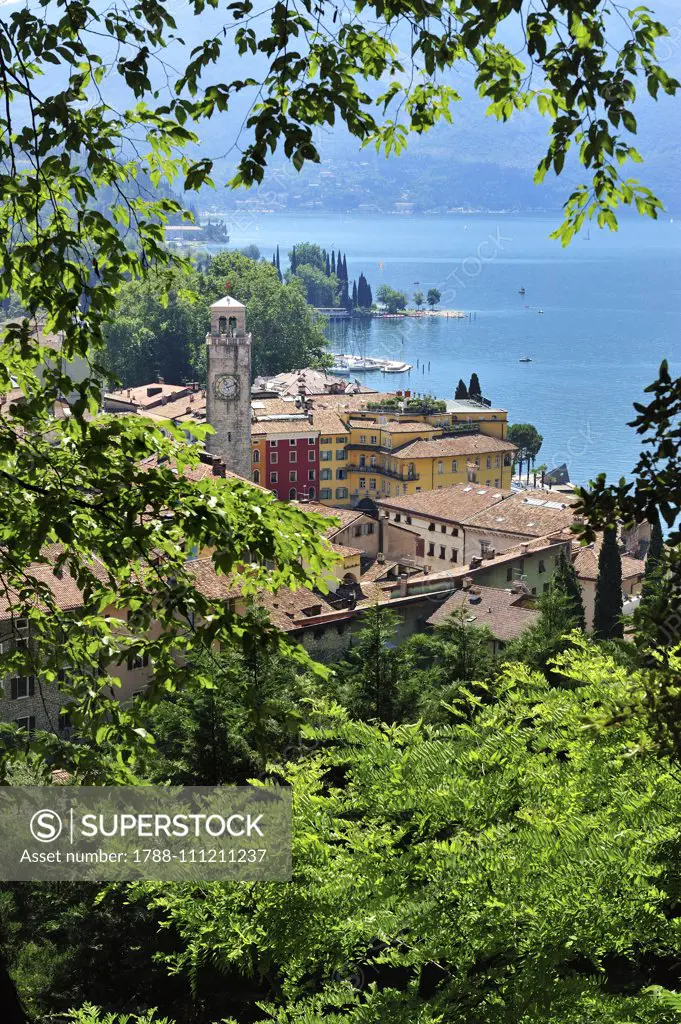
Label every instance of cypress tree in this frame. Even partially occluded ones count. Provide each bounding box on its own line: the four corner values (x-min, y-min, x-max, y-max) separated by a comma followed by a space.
351, 280, 358, 308
341, 254, 348, 281
276, 245, 281, 272
469, 372, 482, 397
640, 516, 666, 607
552, 549, 586, 630
290, 246, 297, 273
455, 379, 468, 399
331, 250, 336, 276
593, 529, 623, 640
325, 251, 331, 277
366, 279, 372, 306
340, 278, 349, 309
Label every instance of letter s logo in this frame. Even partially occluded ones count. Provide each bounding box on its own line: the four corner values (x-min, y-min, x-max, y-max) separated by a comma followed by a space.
30, 809, 63, 843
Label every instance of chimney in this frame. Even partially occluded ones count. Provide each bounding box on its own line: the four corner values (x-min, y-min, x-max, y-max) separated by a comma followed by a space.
462, 576, 474, 590
378, 510, 388, 554
377, 552, 385, 564
399, 572, 408, 597
519, 542, 529, 554
212, 459, 226, 478
157, 375, 165, 385
307, 412, 314, 425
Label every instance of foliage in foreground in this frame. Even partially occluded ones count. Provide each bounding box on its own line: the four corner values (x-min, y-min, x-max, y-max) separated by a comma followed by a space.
130, 639, 681, 1024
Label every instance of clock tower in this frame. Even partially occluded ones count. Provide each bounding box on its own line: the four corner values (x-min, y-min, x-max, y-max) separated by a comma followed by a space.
205, 295, 252, 480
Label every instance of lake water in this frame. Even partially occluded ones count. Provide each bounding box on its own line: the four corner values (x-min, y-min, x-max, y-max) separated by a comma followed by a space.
222, 211, 681, 486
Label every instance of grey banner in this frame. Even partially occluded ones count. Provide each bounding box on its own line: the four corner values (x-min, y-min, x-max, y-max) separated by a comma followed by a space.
0, 786, 292, 880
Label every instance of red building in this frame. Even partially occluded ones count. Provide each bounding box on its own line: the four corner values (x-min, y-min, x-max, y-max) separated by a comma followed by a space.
253, 420, 320, 502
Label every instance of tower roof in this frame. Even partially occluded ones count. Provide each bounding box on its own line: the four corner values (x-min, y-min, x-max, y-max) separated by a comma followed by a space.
210, 295, 245, 311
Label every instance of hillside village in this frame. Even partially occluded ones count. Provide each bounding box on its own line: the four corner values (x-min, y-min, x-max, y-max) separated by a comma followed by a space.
1, 298, 649, 734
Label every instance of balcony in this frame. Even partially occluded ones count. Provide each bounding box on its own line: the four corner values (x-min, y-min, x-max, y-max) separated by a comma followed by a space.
346, 463, 419, 482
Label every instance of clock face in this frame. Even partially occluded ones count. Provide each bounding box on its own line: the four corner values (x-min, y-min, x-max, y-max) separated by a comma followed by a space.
214, 374, 240, 400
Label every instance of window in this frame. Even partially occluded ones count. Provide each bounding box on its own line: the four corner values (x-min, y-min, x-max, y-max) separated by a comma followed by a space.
538, 559, 546, 573
494, 478, 500, 487
452, 527, 459, 537
359, 457, 366, 469
308, 470, 315, 481
58, 711, 71, 732
405, 516, 412, 525
370, 435, 377, 444
308, 486, 315, 499
320, 451, 333, 461
441, 524, 446, 533
437, 461, 443, 475
450, 549, 458, 563
335, 487, 349, 499
370, 455, 376, 467
320, 436, 332, 445
308, 450, 315, 462
336, 468, 347, 480
290, 451, 297, 463
486, 480, 491, 486
531, 587, 537, 596
127, 652, 150, 671
336, 436, 345, 443
336, 449, 346, 460
439, 545, 446, 559
320, 469, 332, 480
271, 452, 278, 464
289, 471, 297, 482
369, 478, 376, 490
270, 472, 278, 484
359, 435, 366, 443
359, 477, 366, 489
428, 522, 435, 532
14, 715, 35, 733
289, 438, 297, 446
428, 542, 435, 556
9, 676, 34, 699
395, 513, 401, 522
289, 488, 297, 499
495, 455, 501, 467
486, 456, 492, 469
253, 449, 260, 463
451, 460, 458, 472
270, 439, 278, 447
253, 469, 260, 483
308, 437, 315, 445
320, 488, 332, 500
506, 566, 513, 582
543, 582, 550, 592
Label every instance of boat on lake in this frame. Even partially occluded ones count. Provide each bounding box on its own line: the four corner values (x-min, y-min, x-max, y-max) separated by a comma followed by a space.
518, 287, 526, 295
519, 356, 532, 363
332, 354, 412, 374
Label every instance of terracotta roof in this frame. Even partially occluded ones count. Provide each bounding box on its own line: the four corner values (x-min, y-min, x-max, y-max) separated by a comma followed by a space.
378, 483, 511, 521
331, 541, 364, 559
290, 501, 364, 537
382, 421, 438, 434
426, 585, 539, 641
251, 418, 318, 436
394, 435, 516, 458
468, 490, 579, 537
104, 382, 198, 411
145, 394, 207, 423
139, 455, 266, 491
0, 547, 109, 622
573, 546, 646, 581
253, 368, 379, 397
310, 408, 349, 435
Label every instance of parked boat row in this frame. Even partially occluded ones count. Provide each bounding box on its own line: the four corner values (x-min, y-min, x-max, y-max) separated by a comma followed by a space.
329, 354, 413, 375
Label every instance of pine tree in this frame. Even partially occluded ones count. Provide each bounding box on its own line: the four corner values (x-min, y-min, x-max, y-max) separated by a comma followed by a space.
455, 379, 468, 399
552, 549, 586, 630
593, 529, 623, 640
469, 372, 482, 397
331, 250, 336, 276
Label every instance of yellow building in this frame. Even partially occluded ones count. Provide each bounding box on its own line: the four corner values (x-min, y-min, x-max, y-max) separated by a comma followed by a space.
346, 432, 515, 502
313, 407, 351, 505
